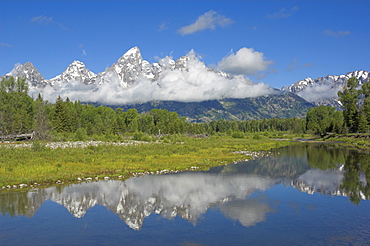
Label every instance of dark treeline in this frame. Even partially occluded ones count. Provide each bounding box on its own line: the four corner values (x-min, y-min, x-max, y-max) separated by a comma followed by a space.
1, 76, 368, 140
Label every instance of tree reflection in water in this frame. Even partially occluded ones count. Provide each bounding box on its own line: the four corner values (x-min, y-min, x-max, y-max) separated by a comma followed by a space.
341, 153, 370, 204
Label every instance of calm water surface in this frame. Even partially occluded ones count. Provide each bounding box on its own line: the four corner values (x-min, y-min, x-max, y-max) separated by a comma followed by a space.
1, 143, 370, 246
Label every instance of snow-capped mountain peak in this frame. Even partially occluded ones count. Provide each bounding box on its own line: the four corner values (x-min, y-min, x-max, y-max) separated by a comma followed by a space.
119, 46, 142, 62
49, 60, 97, 86
94, 46, 156, 87
174, 50, 202, 72
5, 62, 47, 88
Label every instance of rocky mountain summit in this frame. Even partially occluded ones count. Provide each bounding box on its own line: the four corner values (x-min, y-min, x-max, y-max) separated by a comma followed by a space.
49, 60, 96, 86
3, 62, 48, 88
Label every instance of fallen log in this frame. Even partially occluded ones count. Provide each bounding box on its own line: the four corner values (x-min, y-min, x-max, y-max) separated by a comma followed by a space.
0, 131, 35, 141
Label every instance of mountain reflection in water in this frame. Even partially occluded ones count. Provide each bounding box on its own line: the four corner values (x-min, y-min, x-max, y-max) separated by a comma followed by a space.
1, 143, 369, 231
3, 174, 276, 230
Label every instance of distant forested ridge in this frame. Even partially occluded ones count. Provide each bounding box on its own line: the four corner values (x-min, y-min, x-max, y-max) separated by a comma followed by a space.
109, 92, 314, 122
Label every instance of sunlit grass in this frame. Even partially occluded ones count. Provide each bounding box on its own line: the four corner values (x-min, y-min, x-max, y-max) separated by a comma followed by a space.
0, 134, 293, 187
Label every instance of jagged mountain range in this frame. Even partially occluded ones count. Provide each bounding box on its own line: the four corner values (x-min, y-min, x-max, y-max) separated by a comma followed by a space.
2, 46, 369, 120
283, 70, 370, 94
4, 47, 241, 89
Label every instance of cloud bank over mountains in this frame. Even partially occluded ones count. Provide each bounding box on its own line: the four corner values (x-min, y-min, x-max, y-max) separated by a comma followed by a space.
17, 47, 276, 105
296, 84, 340, 103
6, 45, 368, 108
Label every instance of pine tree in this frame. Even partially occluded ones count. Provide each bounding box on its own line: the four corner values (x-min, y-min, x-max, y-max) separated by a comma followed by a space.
338, 77, 360, 132
52, 96, 70, 133
357, 110, 368, 133
33, 94, 50, 139
361, 80, 370, 128
0, 77, 33, 134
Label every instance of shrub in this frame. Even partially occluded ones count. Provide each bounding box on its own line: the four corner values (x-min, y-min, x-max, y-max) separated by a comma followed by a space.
133, 131, 152, 142
231, 131, 244, 138
74, 128, 87, 141
31, 141, 46, 151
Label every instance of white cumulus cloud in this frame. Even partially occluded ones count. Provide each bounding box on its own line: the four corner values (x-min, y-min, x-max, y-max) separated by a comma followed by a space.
217, 47, 273, 76
178, 10, 233, 35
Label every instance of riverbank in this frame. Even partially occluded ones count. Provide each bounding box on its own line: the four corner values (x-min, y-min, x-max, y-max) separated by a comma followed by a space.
318, 133, 370, 150
0, 134, 292, 190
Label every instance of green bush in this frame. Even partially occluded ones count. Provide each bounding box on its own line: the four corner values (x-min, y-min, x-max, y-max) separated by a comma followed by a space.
74, 128, 87, 141
133, 131, 152, 142
168, 134, 186, 143
231, 131, 244, 138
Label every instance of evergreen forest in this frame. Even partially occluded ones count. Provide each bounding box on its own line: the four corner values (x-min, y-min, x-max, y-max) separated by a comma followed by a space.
1, 76, 370, 141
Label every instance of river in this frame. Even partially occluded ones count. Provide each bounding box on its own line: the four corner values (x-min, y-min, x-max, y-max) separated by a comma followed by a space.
0, 143, 369, 245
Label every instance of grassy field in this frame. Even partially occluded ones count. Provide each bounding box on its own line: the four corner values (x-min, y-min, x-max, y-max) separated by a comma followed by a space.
0, 133, 294, 188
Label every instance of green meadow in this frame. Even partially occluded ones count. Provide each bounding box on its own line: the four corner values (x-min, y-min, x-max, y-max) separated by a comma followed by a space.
0, 134, 292, 188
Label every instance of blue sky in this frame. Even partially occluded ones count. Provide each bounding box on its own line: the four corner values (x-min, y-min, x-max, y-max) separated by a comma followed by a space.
1, 0, 369, 89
